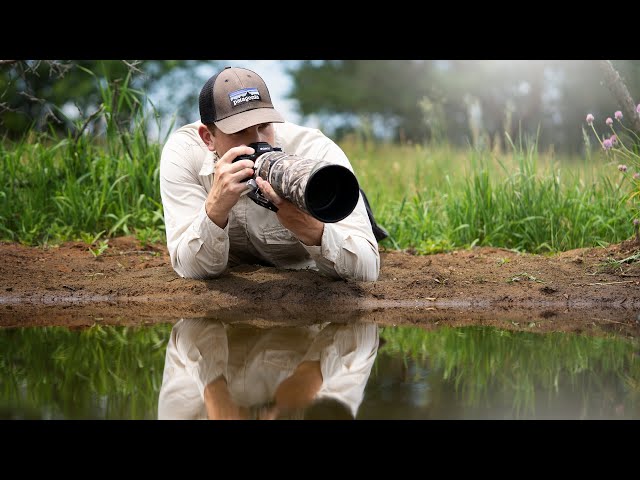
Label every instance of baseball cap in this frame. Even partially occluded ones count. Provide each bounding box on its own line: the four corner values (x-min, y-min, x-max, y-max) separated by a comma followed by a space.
199, 66, 285, 134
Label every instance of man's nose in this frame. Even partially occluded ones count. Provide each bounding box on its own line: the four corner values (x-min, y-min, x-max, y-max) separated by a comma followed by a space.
243, 126, 267, 145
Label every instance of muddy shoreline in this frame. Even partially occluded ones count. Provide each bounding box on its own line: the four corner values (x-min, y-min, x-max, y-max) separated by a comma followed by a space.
1, 236, 639, 336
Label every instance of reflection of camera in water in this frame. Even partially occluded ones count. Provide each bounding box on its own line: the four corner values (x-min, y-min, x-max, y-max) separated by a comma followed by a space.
234, 142, 360, 223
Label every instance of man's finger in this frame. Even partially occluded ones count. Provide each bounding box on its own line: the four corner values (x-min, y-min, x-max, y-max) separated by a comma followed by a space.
256, 177, 283, 206
218, 145, 255, 165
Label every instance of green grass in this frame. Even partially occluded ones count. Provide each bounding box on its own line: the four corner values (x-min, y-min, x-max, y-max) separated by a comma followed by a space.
0, 70, 169, 248
346, 133, 638, 254
0, 79, 637, 253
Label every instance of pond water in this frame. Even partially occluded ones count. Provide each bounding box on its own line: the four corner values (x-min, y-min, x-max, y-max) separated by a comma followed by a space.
1, 319, 638, 420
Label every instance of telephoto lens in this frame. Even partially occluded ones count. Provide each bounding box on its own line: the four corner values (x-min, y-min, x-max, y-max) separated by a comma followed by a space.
254, 151, 360, 223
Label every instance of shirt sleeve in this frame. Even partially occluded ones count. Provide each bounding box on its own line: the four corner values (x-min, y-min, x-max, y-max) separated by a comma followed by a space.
159, 136, 230, 279
303, 194, 380, 282
302, 322, 380, 417
298, 140, 381, 282
171, 318, 229, 395
157, 318, 229, 419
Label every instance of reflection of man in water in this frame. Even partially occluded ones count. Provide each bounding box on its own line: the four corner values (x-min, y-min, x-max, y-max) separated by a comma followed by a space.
158, 319, 379, 420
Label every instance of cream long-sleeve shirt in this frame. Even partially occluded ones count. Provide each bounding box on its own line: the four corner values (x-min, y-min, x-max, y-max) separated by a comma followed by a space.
157, 319, 380, 420
159, 121, 380, 281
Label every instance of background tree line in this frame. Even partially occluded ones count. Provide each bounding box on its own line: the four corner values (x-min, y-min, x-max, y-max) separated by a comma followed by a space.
2, 60, 639, 155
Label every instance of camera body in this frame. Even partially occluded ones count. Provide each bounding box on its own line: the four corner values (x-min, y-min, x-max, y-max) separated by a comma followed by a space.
234, 142, 283, 212
235, 141, 283, 163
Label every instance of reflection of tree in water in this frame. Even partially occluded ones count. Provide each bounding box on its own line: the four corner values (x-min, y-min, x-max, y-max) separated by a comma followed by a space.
359, 326, 640, 419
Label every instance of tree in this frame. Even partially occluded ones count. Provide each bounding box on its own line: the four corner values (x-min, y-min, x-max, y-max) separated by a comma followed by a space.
287, 60, 435, 143
286, 60, 640, 154
0, 60, 215, 139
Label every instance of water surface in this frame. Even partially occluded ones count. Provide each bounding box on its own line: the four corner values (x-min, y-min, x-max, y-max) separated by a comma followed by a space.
1, 321, 638, 419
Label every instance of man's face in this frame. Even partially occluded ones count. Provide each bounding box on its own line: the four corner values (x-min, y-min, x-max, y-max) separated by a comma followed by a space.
213, 122, 276, 157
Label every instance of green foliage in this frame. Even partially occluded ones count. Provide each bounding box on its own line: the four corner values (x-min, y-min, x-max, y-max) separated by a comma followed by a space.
345, 134, 636, 254
89, 240, 109, 258
0, 60, 213, 139
0, 68, 167, 246
1, 61, 637, 254
584, 108, 640, 232
287, 60, 640, 154
288, 60, 434, 143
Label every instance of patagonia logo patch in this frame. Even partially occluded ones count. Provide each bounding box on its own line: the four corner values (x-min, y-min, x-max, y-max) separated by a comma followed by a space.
229, 87, 261, 107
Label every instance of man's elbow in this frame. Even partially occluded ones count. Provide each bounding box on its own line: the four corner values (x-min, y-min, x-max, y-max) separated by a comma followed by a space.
171, 257, 226, 280
350, 268, 379, 282
339, 257, 380, 282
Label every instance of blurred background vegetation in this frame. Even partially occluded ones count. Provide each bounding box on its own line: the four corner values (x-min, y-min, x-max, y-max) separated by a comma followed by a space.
1, 60, 639, 251
3, 60, 639, 153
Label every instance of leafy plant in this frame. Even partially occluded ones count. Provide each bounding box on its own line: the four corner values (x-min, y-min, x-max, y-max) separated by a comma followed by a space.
89, 239, 109, 258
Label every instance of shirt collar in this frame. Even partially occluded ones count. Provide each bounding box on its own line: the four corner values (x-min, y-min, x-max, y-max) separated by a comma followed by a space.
198, 149, 218, 177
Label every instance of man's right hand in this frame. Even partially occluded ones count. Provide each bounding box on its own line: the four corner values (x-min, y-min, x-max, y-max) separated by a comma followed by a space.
205, 145, 256, 229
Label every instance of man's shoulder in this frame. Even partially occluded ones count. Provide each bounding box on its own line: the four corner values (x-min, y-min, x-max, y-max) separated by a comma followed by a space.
164, 121, 206, 150
160, 121, 209, 175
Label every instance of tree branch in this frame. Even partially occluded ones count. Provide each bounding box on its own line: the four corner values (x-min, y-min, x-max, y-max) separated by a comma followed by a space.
73, 104, 104, 143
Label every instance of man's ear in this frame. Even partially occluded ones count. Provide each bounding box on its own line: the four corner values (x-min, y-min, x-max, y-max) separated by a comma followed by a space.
198, 124, 216, 152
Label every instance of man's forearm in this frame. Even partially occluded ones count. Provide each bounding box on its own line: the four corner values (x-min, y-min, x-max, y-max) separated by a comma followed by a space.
167, 207, 230, 279
204, 377, 245, 420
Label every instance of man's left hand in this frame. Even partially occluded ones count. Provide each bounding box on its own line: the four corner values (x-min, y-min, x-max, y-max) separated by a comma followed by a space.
256, 177, 324, 246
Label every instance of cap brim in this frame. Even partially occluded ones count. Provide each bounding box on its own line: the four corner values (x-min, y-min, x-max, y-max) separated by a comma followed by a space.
214, 108, 285, 134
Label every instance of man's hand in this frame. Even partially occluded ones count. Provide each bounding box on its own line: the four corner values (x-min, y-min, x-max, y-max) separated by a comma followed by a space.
205, 145, 256, 229
255, 177, 324, 246
204, 376, 249, 420
256, 360, 323, 420
274, 360, 323, 410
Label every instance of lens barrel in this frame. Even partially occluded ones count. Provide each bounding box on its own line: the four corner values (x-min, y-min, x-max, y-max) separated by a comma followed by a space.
255, 151, 360, 223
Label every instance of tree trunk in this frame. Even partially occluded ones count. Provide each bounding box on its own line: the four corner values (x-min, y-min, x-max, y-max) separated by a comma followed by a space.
597, 60, 640, 134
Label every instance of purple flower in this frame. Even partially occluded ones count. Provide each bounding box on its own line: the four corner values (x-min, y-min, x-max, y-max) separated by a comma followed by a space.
606, 117, 613, 126
637, 104, 640, 114
615, 110, 623, 120
634, 173, 640, 180
610, 134, 618, 145
586, 114, 594, 125
634, 218, 640, 226
618, 164, 627, 172
603, 139, 613, 150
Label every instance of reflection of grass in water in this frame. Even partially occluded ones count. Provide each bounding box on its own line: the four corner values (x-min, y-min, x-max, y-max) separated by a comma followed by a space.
3, 324, 639, 419
378, 326, 640, 418
0, 324, 172, 419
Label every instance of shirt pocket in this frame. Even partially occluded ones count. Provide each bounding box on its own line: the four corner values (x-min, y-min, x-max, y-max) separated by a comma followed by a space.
258, 226, 311, 267
261, 349, 298, 370
262, 226, 300, 245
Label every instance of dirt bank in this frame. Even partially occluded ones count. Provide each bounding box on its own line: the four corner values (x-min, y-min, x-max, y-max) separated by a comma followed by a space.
1, 236, 639, 336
